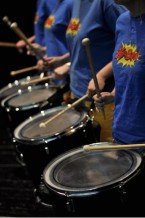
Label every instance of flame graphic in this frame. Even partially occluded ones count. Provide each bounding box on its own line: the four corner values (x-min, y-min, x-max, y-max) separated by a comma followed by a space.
45, 16, 55, 29
67, 18, 80, 35
34, 13, 38, 24
115, 43, 140, 67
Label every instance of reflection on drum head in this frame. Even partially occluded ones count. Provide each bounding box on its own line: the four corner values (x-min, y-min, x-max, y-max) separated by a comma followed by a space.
43, 148, 142, 192
15, 107, 86, 139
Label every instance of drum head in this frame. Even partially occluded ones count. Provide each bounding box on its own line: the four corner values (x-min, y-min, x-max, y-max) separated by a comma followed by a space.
43, 145, 142, 193
14, 106, 88, 143
2, 84, 56, 110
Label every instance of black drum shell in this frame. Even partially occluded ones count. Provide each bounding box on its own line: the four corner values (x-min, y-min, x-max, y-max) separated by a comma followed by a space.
0, 75, 49, 143
1, 84, 64, 133
13, 106, 99, 188
42, 145, 145, 216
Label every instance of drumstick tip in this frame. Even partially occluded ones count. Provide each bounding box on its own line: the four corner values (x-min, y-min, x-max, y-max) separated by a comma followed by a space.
11, 22, 17, 28
10, 71, 15, 76
83, 145, 90, 151
39, 122, 46, 128
2, 16, 9, 22
82, 38, 90, 46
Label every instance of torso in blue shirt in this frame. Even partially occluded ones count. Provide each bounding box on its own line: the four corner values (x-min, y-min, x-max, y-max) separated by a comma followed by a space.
112, 11, 145, 144
44, 0, 73, 56
34, 0, 57, 46
66, 0, 126, 98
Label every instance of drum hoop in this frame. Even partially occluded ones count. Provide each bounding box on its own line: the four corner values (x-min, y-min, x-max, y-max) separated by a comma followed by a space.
0, 75, 42, 97
43, 146, 142, 194
1, 84, 57, 110
13, 106, 89, 145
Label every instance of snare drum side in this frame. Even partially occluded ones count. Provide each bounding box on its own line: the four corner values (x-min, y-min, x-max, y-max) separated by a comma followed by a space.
43, 146, 144, 216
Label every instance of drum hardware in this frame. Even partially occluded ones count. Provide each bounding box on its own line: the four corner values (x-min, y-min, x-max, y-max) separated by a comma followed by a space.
45, 147, 50, 155
66, 199, 75, 213
82, 38, 106, 119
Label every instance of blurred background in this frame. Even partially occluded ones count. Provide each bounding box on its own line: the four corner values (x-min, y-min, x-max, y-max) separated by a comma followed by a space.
0, 0, 36, 88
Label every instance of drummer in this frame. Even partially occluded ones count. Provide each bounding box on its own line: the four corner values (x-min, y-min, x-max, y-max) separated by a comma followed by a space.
23, 0, 73, 102
42, 0, 127, 142
88, 0, 145, 154
16, 0, 57, 54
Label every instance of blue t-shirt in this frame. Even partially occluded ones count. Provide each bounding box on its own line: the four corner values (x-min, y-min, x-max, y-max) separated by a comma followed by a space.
44, 0, 73, 56
112, 11, 145, 145
66, 0, 126, 98
34, 0, 57, 46
44, 0, 73, 85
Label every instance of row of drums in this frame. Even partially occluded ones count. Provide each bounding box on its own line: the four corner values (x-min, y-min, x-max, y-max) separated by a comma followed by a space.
0, 72, 145, 216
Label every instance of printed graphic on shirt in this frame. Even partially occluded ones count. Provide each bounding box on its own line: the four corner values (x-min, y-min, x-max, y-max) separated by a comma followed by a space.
34, 13, 38, 24
66, 18, 80, 35
45, 16, 55, 29
115, 43, 140, 67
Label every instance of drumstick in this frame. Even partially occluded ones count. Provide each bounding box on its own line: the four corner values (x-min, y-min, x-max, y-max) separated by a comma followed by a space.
82, 38, 106, 120
39, 94, 88, 128
10, 65, 38, 76
83, 143, 145, 151
3, 17, 46, 62
20, 74, 55, 85
0, 42, 16, 47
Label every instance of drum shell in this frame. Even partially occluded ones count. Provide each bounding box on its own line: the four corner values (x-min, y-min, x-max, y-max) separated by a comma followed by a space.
1, 84, 66, 133
43, 145, 145, 216
0, 77, 37, 143
14, 106, 99, 188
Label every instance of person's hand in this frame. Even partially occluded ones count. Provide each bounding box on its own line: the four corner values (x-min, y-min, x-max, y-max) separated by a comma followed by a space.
93, 92, 114, 112
26, 43, 46, 56
44, 56, 66, 68
16, 40, 26, 53
54, 63, 70, 79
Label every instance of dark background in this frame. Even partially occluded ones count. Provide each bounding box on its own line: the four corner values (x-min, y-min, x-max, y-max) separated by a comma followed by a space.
0, 0, 37, 88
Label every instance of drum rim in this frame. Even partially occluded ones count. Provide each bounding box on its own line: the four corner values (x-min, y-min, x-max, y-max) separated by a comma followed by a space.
43, 145, 142, 194
0, 75, 41, 97
1, 84, 57, 110
13, 106, 89, 144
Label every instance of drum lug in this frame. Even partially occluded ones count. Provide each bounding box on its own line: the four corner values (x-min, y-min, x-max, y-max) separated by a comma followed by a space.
66, 198, 75, 213
45, 146, 50, 155
119, 183, 127, 203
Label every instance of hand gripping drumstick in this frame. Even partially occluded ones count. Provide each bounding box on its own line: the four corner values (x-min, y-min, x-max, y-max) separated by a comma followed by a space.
82, 38, 106, 120
10, 65, 38, 76
0, 42, 16, 48
39, 94, 88, 128
20, 74, 55, 85
83, 143, 145, 151
3, 16, 47, 62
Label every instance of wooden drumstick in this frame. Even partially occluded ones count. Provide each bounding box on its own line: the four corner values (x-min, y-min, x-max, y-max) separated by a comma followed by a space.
10, 65, 38, 76
83, 143, 145, 151
82, 38, 106, 120
10, 22, 45, 60
39, 94, 88, 128
0, 42, 16, 47
20, 74, 55, 85
3, 16, 12, 26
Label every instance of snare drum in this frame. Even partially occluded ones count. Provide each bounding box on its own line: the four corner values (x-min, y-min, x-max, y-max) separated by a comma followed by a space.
1, 84, 60, 133
0, 75, 45, 143
43, 144, 145, 216
13, 106, 99, 188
